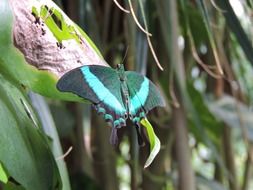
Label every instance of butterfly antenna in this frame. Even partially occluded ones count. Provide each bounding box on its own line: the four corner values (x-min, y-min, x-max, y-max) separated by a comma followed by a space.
121, 46, 129, 65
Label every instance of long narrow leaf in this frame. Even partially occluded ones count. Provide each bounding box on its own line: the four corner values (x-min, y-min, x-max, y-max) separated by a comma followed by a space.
196, 0, 223, 75
29, 93, 71, 190
0, 73, 61, 190
216, 0, 253, 66
140, 118, 161, 168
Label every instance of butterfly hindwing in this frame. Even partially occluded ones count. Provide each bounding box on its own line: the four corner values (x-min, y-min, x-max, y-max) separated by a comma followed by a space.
57, 65, 127, 127
125, 71, 165, 123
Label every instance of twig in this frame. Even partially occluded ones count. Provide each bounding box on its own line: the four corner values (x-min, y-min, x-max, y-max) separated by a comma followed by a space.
113, 0, 130, 13
181, 0, 222, 78
128, 0, 152, 36
56, 146, 73, 160
169, 71, 180, 108
147, 36, 164, 71
138, 0, 164, 70
210, 0, 226, 13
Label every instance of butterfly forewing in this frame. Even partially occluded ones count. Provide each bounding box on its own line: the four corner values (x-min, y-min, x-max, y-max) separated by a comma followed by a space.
57, 65, 127, 127
57, 67, 100, 103
83, 66, 124, 110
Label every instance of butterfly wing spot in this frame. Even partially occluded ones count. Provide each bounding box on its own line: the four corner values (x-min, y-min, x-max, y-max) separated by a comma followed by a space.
113, 120, 120, 127
98, 107, 106, 115
113, 118, 126, 128
94, 102, 126, 128
119, 118, 126, 126
132, 111, 146, 125
132, 117, 140, 124
139, 112, 145, 118
104, 114, 113, 122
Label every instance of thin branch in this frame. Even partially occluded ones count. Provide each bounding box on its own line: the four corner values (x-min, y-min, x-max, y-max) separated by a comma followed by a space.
169, 70, 180, 108
56, 146, 73, 160
191, 46, 222, 78
128, 0, 152, 36
138, 0, 164, 71
210, 0, 226, 13
197, 0, 224, 75
113, 0, 130, 13
180, 0, 222, 78
147, 37, 164, 71
212, 46, 224, 75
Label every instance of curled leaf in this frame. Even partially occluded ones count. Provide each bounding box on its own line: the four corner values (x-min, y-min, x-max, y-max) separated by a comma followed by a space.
140, 118, 161, 168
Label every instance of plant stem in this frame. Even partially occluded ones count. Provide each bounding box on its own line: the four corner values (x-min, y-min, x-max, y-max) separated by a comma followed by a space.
169, 0, 196, 189
222, 126, 239, 190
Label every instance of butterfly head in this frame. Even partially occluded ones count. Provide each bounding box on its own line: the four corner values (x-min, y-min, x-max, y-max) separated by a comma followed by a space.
116, 64, 126, 81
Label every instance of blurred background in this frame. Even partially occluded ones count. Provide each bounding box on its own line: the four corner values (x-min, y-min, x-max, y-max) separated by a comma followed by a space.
38, 0, 253, 189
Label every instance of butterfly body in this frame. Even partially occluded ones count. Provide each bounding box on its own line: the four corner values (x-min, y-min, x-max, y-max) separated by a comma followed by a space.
57, 64, 165, 143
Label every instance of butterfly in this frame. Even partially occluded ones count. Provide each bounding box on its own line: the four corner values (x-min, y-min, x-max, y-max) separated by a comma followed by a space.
57, 64, 165, 145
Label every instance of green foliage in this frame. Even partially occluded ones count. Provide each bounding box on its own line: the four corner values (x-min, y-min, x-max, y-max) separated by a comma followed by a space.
3, 182, 26, 190
0, 0, 79, 101
2, 0, 253, 189
0, 1, 65, 189
0, 72, 61, 190
208, 95, 253, 142
32, 4, 102, 58
216, 0, 253, 65
188, 83, 223, 145
0, 162, 8, 184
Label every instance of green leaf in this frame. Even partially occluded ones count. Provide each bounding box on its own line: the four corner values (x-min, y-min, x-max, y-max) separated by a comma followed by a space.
196, 0, 223, 74
196, 175, 228, 190
31, 4, 102, 58
0, 73, 61, 190
0, 2, 62, 189
0, 162, 8, 184
187, 83, 223, 145
0, 0, 76, 101
0, 0, 106, 102
207, 95, 253, 142
216, 0, 253, 66
140, 118, 161, 168
29, 93, 71, 190
3, 182, 26, 190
